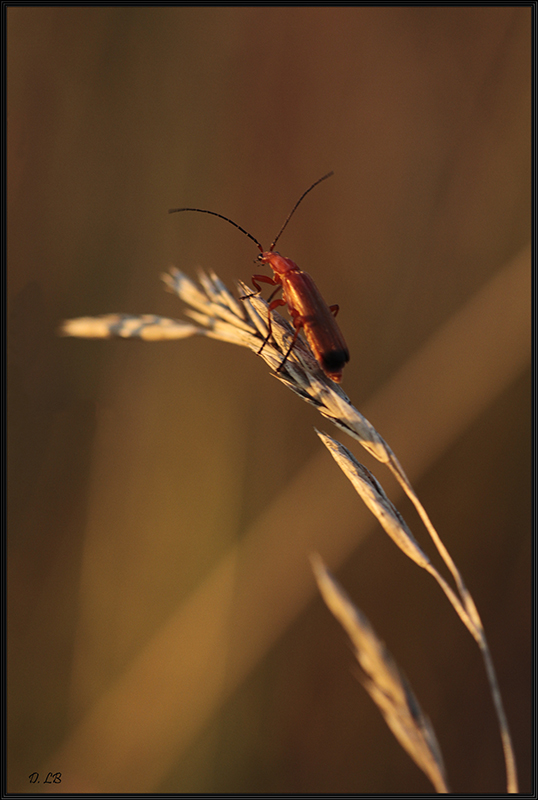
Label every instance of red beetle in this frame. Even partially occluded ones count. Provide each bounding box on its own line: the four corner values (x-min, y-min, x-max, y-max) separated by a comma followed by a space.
169, 172, 349, 382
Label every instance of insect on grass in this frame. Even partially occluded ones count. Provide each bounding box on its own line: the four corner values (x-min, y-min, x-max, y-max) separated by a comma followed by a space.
169, 172, 350, 382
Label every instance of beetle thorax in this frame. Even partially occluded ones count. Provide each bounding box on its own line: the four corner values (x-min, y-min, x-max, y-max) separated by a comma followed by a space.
259, 251, 299, 276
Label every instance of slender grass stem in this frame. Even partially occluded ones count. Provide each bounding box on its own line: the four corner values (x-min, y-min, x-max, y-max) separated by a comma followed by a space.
61, 267, 519, 792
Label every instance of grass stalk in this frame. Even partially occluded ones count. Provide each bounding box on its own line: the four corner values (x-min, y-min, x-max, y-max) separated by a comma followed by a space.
61, 267, 519, 792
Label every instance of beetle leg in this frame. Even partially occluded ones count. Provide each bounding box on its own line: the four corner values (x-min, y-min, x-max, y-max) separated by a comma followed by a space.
240, 273, 277, 299
329, 304, 339, 317
276, 307, 305, 372
258, 297, 286, 354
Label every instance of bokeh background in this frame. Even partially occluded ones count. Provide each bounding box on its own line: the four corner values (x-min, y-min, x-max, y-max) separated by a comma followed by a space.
8, 7, 531, 794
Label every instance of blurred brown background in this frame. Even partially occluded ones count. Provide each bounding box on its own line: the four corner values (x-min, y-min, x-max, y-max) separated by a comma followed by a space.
8, 7, 530, 794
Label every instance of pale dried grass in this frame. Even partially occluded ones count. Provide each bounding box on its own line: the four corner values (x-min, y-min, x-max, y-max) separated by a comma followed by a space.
61, 266, 519, 793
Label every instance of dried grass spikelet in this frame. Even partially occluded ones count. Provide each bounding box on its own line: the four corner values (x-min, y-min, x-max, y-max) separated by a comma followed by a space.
311, 555, 449, 793
61, 267, 518, 793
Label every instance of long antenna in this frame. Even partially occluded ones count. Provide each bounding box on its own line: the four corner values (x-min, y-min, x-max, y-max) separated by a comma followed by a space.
168, 207, 263, 252
269, 171, 334, 251
168, 171, 334, 254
